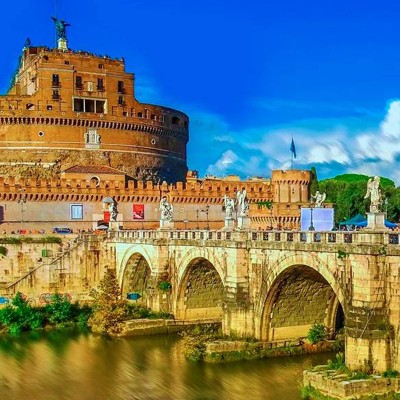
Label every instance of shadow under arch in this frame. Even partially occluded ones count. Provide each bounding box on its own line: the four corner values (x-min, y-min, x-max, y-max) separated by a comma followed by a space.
175, 257, 224, 320
260, 264, 345, 342
120, 251, 153, 306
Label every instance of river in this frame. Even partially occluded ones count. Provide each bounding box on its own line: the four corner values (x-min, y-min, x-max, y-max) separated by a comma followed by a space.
0, 330, 331, 400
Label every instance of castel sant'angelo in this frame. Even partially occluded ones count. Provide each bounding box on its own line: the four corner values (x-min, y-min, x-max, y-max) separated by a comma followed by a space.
0, 18, 312, 232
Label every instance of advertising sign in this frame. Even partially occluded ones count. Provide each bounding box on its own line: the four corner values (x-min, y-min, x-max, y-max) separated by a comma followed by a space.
133, 204, 145, 220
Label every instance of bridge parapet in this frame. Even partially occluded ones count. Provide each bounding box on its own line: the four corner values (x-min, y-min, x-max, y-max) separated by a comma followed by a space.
109, 229, 400, 247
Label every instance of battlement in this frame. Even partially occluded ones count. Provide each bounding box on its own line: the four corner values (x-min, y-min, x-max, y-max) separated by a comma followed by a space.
0, 175, 273, 204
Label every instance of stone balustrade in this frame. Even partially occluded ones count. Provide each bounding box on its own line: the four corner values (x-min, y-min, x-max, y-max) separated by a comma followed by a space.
110, 228, 400, 246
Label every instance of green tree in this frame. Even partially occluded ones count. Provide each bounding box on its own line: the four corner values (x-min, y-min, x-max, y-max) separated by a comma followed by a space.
88, 270, 128, 335
309, 166, 319, 198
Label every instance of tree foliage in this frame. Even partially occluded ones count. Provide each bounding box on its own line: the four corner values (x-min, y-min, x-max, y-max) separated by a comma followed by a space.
309, 166, 319, 198
319, 173, 399, 224
88, 270, 128, 335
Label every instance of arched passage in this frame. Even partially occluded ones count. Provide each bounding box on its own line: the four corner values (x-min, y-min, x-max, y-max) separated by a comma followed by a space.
260, 265, 345, 341
121, 252, 152, 305
176, 257, 224, 320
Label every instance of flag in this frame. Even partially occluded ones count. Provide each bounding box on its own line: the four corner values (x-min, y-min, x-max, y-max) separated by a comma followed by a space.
290, 137, 297, 159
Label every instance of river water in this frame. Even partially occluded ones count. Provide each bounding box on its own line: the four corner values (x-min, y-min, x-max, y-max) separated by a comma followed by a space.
0, 330, 331, 400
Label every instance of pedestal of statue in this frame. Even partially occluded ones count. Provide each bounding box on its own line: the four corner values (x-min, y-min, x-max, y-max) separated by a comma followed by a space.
222, 218, 235, 230
159, 220, 174, 230
366, 212, 386, 230
57, 38, 68, 51
108, 221, 120, 231
237, 216, 251, 230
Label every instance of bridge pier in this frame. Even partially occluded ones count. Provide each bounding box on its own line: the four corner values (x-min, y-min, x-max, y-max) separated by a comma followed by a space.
344, 253, 392, 372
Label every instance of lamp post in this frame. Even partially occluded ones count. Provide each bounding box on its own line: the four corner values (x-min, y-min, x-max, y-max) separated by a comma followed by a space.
17, 194, 27, 233
308, 204, 315, 231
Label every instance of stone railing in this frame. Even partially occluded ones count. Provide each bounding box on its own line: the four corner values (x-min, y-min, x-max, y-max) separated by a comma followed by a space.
109, 229, 400, 246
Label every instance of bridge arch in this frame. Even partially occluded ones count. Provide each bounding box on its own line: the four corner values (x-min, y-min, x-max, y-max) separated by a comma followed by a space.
175, 250, 225, 320
258, 253, 346, 342
118, 245, 154, 304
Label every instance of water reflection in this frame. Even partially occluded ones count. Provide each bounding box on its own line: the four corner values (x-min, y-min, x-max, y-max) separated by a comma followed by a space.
0, 332, 331, 400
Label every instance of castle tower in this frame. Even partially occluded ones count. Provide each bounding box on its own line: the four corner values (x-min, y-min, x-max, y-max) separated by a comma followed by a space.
0, 19, 189, 183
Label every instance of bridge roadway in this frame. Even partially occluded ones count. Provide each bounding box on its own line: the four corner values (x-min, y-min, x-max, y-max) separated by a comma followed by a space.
108, 228, 400, 372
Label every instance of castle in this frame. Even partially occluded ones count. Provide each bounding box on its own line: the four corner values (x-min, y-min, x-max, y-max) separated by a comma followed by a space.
0, 20, 313, 232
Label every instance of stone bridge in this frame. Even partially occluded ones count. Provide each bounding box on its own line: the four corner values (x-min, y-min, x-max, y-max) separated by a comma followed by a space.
108, 228, 400, 373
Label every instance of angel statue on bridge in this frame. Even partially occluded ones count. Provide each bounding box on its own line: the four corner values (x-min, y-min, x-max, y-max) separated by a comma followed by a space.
311, 191, 326, 208
224, 195, 235, 219
364, 176, 382, 213
236, 190, 249, 217
159, 196, 173, 222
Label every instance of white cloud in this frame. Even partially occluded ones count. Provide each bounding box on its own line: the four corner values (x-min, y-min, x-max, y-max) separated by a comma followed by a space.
206, 150, 239, 175
380, 101, 400, 139
187, 99, 400, 185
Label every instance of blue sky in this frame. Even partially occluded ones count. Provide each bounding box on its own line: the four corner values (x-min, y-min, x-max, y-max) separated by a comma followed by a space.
1, 0, 400, 183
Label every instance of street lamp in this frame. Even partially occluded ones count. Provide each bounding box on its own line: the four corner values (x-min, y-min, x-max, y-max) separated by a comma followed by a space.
204, 205, 210, 230
17, 194, 27, 233
308, 204, 315, 231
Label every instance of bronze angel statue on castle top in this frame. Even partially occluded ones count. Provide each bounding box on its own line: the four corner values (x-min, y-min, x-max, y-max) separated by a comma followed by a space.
51, 17, 71, 40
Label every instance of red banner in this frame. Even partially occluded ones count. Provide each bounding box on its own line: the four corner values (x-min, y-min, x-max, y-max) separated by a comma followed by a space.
103, 211, 110, 223
133, 204, 144, 220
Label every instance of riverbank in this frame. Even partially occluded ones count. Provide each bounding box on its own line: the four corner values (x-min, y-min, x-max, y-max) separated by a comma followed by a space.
118, 318, 222, 336
303, 366, 400, 400
203, 339, 342, 363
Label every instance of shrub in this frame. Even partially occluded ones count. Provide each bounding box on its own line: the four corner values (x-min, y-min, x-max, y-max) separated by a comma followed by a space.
327, 352, 346, 372
383, 369, 400, 378
307, 323, 328, 344
88, 270, 128, 335
158, 281, 172, 292
0, 292, 45, 334
180, 324, 221, 362
44, 293, 78, 325
0, 246, 7, 256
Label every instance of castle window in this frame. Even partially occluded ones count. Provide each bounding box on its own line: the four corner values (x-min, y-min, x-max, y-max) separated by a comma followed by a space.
52, 74, 59, 87
118, 96, 124, 106
97, 78, 104, 91
137, 112, 143, 118
64, 60, 70, 65
151, 114, 156, 120
26, 103, 34, 110
96, 101, 105, 114
117, 81, 124, 93
73, 97, 106, 114
47, 105, 53, 111
171, 116, 180, 125
75, 76, 83, 90
98, 63, 104, 69
74, 98, 84, 112
70, 204, 83, 220
85, 99, 95, 113
52, 90, 60, 100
